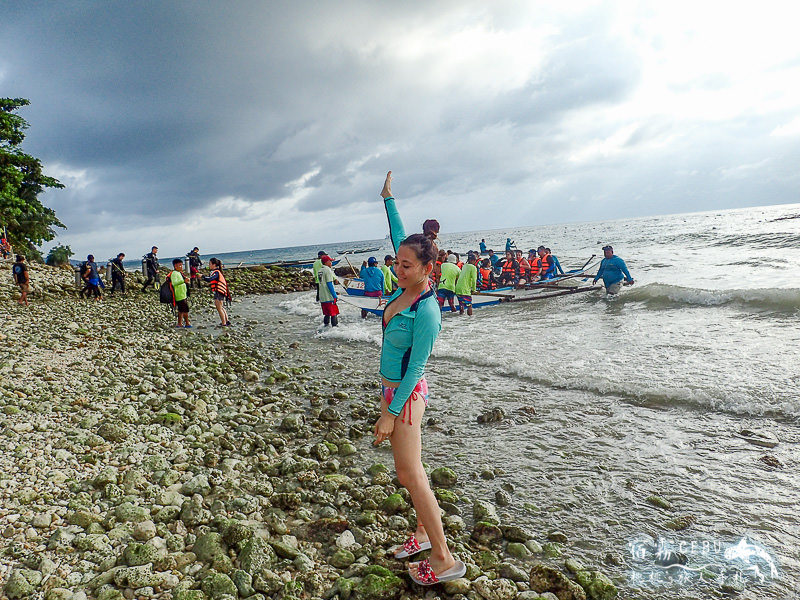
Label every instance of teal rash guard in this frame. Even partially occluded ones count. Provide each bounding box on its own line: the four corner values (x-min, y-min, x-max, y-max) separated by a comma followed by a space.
594, 256, 633, 287
380, 197, 442, 416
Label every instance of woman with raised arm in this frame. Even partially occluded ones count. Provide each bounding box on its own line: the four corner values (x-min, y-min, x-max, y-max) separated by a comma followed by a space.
373, 171, 466, 585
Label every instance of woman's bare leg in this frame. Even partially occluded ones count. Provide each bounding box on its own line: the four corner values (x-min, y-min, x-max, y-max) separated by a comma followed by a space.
215, 300, 228, 325
386, 395, 455, 576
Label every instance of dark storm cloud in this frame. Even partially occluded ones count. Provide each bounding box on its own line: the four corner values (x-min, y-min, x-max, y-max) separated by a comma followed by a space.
1, 1, 799, 258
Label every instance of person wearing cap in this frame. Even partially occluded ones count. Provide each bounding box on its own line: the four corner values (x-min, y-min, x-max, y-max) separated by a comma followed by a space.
593, 245, 634, 294
454, 253, 478, 315
312, 250, 327, 302
141, 246, 160, 292
81, 254, 103, 300
437, 254, 460, 312
360, 256, 385, 319
380, 254, 398, 295
318, 254, 339, 326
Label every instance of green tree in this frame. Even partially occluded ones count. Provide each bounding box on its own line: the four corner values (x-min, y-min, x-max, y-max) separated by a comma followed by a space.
45, 243, 73, 267
1, 98, 65, 262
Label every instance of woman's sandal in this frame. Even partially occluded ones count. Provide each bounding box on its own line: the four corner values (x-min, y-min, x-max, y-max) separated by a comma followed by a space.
409, 558, 466, 585
393, 535, 432, 559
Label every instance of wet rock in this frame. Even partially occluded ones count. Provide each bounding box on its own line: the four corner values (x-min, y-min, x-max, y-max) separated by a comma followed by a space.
381, 493, 407, 515
759, 455, 782, 468
506, 542, 532, 559
547, 531, 568, 543
431, 466, 458, 487
472, 575, 518, 600
354, 567, 404, 600
529, 565, 586, 600
472, 521, 503, 545
645, 495, 672, 510
573, 570, 618, 600
501, 525, 531, 542
473, 500, 500, 525
477, 408, 505, 424
664, 514, 696, 531
499, 562, 529, 582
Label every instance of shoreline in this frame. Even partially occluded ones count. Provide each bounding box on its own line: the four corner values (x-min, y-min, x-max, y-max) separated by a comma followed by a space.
1, 264, 620, 600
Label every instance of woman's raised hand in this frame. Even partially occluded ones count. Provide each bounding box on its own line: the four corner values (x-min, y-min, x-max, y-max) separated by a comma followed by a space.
380, 171, 392, 200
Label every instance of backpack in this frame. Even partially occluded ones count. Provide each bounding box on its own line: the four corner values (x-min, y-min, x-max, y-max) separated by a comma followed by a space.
159, 279, 175, 305
80, 261, 90, 277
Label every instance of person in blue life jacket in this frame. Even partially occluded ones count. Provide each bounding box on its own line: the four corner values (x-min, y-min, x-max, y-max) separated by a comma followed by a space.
505, 237, 515, 252
360, 256, 385, 319
479, 238, 487, 253
375, 171, 465, 585
593, 245, 634, 294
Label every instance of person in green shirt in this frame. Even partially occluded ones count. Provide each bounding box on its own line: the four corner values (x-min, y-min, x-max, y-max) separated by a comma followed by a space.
437, 254, 460, 312
380, 254, 398, 295
454, 252, 478, 315
312, 250, 327, 301
170, 258, 191, 328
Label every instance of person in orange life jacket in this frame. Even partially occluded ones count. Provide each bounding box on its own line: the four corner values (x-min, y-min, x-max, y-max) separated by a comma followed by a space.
546, 248, 565, 276
360, 256, 385, 319
432, 249, 447, 287
497, 250, 519, 286
202, 258, 231, 326
478, 258, 497, 290
515, 250, 530, 284
527, 249, 542, 281
537, 246, 555, 280
376, 171, 465, 585
318, 255, 339, 326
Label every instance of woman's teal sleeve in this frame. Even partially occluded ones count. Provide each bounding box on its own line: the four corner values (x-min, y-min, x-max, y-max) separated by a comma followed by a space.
387, 303, 442, 416
383, 197, 407, 254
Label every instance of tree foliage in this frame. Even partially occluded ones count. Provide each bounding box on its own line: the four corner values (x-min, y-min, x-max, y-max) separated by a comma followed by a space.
46, 243, 74, 267
1, 98, 65, 262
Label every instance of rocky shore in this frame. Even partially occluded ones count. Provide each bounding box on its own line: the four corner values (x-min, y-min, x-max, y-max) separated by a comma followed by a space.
1, 263, 619, 600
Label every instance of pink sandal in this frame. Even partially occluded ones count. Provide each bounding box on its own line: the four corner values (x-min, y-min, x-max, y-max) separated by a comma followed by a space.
394, 535, 432, 559
409, 558, 466, 585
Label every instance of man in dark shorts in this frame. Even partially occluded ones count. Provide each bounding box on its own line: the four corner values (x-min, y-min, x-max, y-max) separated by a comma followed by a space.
187, 247, 202, 289
169, 258, 191, 328
12, 254, 29, 306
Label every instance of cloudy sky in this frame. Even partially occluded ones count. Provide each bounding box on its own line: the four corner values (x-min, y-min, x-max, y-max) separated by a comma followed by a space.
2, 1, 799, 260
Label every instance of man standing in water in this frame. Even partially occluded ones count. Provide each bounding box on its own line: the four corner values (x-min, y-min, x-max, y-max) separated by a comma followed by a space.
593, 245, 634, 294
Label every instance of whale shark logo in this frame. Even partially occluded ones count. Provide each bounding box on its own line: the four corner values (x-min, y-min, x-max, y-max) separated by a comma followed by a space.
723, 538, 778, 580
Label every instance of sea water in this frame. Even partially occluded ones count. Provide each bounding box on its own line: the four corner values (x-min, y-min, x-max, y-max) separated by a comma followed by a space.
240, 203, 800, 599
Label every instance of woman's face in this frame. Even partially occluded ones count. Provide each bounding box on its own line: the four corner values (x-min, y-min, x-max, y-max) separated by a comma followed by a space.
396, 245, 432, 288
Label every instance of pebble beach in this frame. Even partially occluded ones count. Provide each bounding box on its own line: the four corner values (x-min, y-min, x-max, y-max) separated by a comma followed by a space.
0, 262, 619, 600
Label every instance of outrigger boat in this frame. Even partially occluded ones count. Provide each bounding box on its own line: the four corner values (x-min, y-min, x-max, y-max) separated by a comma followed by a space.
337, 261, 600, 316
337, 246, 382, 255
264, 258, 340, 269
